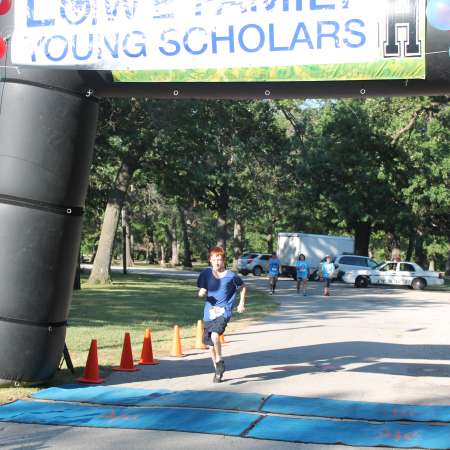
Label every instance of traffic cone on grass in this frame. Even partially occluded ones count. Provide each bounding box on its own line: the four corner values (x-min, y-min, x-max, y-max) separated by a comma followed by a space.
139, 328, 159, 365
78, 339, 104, 384
113, 332, 140, 372
195, 320, 207, 350
170, 325, 184, 357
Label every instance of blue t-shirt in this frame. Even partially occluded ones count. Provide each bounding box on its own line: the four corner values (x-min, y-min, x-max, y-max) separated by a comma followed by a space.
321, 262, 335, 279
296, 260, 309, 278
268, 258, 280, 276
197, 268, 244, 322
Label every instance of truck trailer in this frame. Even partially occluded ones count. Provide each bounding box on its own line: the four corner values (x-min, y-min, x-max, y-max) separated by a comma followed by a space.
277, 232, 355, 279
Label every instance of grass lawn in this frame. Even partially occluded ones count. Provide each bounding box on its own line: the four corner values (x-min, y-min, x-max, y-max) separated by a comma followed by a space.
0, 271, 277, 404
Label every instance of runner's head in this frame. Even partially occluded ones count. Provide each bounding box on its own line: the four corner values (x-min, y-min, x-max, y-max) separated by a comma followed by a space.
209, 246, 225, 259
209, 247, 226, 271
298, 254, 305, 260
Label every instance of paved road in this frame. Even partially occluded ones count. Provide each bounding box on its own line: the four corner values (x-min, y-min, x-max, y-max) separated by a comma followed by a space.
109, 274, 450, 404
2, 268, 450, 449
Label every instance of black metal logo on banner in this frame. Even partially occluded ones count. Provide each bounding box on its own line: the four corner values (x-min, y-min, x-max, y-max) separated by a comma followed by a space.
384, 0, 422, 58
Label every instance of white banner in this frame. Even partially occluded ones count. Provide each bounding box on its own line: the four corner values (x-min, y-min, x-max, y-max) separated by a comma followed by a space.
11, 0, 419, 68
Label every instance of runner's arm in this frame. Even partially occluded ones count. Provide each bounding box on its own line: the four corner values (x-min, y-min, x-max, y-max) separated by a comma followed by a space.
237, 285, 247, 313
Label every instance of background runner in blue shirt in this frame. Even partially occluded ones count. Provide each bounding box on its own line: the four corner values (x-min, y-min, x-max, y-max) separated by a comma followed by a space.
267, 253, 280, 295
320, 255, 335, 297
295, 254, 310, 296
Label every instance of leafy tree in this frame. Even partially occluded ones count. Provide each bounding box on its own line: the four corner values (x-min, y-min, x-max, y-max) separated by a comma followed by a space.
88, 98, 175, 283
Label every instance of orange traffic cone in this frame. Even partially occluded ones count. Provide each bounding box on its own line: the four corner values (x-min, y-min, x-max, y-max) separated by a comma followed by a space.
170, 325, 184, 357
139, 328, 159, 365
195, 320, 207, 350
78, 339, 104, 384
113, 332, 140, 372
219, 333, 226, 345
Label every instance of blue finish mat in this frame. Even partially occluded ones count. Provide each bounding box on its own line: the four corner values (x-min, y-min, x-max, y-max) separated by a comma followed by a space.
33, 385, 265, 411
34, 386, 450, 423
263, 395, 450, 423
248, 415, 450, 449
0, 400, 257, 436
33, 385, 171, 406
2, 399, 450, 448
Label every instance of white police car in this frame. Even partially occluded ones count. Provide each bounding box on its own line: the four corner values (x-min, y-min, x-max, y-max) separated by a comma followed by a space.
342, 261, 445, 290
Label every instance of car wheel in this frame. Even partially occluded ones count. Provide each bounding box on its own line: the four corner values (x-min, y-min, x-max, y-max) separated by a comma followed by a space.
411, 278, 426, 290
309, 270, 320, 281
253, 266, 263, 276
355, 276, 369, 288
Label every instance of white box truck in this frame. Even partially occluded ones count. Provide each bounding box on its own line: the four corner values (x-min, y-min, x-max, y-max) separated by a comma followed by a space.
277, 232, 355, 279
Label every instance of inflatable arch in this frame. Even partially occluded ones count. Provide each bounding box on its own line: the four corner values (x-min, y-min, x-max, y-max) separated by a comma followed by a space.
0, 0, 449, 384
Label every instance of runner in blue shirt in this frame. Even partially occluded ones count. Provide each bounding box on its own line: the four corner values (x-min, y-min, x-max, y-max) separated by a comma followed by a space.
197, 247, 246, 383
295, 254, 310, 296
267, 253, 280, 295
320, 255, 335, 297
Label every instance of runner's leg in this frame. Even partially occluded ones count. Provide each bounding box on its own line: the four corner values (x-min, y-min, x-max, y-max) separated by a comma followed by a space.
211, 331, 225, 381
211, 332, 222, 362
209, 346, 216, 368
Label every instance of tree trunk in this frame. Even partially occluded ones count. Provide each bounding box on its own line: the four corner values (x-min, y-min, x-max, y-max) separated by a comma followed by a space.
130, 233, 135, 262
445, 248, 450, 276
122, 212, 127, 275
170, 214, 179, 266
145, 219, 156, 264
89, 246, 97, 264
354, 222, 371, 256
414, 230, 426, 267
123, 207, 134, 267
88, 156, 139, 284
171, 223, 179, 266
73, 250, 81, 290
406, 227, 415, 261
216, 215, 227, 249
232, 220, 243, 271
428, 258, 436, 271
147, 238, 156, 264
266, 224, 275, 254
163, 218, 178, 266
160, 244, 167, 267
385, 232, 401, 261
216, 187, 229, 249
178, 204, 192, 267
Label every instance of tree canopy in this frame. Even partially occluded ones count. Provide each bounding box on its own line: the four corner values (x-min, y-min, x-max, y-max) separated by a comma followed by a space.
83, 96, 450, 282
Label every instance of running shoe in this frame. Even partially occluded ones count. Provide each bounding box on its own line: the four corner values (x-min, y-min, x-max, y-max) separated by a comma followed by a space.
216, 360, 225, 381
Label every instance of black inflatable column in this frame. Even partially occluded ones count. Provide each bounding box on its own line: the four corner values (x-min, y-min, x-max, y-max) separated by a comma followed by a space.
0, 4, 98, 384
